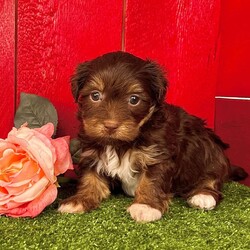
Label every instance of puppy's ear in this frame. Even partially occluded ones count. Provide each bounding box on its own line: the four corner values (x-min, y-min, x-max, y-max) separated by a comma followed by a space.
71, 61, 91, 102
141, 60, 168, 105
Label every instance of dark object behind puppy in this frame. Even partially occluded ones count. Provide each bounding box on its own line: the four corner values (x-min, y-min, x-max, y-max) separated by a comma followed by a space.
59, 51, 247, 222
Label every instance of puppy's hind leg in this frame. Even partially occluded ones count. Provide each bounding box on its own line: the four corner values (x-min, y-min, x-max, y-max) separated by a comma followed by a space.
58, 170, 110, 213
186, 179, 223, 210
186, 144, 230, 210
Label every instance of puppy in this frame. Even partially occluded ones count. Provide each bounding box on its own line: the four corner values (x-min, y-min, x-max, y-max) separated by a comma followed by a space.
59, 51, 247, 222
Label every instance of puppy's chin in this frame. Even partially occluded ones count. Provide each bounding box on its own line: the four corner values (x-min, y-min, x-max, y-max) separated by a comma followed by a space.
83, 119, 140, 144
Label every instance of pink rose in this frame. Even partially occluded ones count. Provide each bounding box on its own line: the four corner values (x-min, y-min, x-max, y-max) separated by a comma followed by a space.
0, 123, 73, 217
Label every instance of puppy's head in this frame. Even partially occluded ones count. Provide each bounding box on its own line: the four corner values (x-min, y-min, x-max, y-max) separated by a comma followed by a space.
71, 51, 167, 144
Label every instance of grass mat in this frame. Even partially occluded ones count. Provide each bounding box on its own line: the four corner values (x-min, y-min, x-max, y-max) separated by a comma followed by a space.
0, 182, 249, 250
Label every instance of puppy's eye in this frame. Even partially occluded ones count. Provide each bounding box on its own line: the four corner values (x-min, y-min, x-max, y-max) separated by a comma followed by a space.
129, 95, 140, 106
90, 91, 102, 102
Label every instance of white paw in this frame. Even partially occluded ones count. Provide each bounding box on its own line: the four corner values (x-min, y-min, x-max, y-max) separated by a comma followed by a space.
58, 203, 84, 213
127, 203, 162, 222
188, 194, 216, 210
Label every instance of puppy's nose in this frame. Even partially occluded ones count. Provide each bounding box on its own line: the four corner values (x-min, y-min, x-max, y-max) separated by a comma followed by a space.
104, 120, 119, 133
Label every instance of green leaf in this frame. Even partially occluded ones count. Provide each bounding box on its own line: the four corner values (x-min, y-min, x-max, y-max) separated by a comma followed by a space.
70, 138, 82, 164
14, 92, 58, 136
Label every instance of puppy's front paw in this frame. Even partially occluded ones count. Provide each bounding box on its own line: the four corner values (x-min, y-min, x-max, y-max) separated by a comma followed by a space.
187, 194, 216, 210
127, 203, 162, 222
58, 196, 86, 214
58, 202, 85, 214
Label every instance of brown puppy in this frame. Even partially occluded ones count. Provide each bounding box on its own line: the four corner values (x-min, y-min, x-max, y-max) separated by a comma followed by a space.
58, 51, 247, 222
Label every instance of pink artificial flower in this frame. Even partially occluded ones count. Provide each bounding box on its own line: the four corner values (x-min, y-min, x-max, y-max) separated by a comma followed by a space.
0, 123, 73, 217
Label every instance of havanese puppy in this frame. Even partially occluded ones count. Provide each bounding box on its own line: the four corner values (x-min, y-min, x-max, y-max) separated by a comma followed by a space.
58, 51, 247, 222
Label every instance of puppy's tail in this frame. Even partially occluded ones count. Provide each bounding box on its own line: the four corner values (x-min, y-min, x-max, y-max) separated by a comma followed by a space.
230, 165, 248, 181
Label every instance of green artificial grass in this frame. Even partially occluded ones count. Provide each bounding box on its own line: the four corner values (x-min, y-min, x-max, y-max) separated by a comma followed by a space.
1, 182, 249, 250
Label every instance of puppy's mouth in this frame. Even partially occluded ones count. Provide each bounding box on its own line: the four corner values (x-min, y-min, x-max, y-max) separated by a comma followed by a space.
83, 119, 140, 143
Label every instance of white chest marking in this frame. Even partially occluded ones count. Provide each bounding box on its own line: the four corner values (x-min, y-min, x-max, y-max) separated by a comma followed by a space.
96, 146, 139, 196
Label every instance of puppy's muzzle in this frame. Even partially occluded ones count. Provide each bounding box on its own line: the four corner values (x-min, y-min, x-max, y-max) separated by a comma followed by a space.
104, 120, 120, 134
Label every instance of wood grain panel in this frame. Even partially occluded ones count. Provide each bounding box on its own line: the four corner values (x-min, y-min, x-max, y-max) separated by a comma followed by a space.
125, 0, 220, 128
0, 0, 15, 138
217, 0, 250, 97
17, 0, 123, 137
215, 98, 250, 186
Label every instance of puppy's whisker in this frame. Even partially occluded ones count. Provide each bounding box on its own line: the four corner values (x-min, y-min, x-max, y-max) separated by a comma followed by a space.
138, 105, 155, 128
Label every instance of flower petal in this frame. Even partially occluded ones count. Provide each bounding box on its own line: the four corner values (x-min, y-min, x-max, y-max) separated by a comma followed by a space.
1, 184, 57, 217
0, 123, 72, 218
10, 159, 39, 182
0, 150, 25, 186
51, 137, 73, 176
12, 176, 49, 203
7, 127, 56, 182
0, 140, 17, 158
34, 123, 54, 138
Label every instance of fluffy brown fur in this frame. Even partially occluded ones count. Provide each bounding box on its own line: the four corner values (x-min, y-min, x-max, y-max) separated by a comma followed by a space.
58, 51, 247, 222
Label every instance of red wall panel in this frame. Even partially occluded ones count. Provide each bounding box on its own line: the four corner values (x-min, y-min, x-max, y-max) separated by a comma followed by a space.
0, 0, 15, 138
17, 0, 123, 137
215, 1, 250, 186
124, 0, 221, 128
217, 0, 250, 97
215, 98, 250, 186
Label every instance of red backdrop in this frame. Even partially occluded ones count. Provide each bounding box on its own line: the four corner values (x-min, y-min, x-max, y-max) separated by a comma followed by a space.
0, 0, 249, 184
215, 0, 250, 185
17, 0, 123, 138
217, 0, 250, 97
125, 0, 220, 129
0, 0, 15, 138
